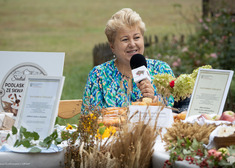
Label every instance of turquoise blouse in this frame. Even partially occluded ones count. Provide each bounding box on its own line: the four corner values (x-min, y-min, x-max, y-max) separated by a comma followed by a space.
81, 59, 174, 113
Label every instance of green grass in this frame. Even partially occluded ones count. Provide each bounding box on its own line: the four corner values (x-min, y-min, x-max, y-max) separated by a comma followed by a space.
0, 0, 201, 99
0, 0, 201, 124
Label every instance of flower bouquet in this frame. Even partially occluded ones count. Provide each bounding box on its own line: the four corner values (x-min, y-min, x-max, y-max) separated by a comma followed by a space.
153, 65, 212, 102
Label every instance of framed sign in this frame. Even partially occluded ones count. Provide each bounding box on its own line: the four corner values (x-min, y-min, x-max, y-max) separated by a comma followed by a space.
0, 51, 65, 116
129, 105, 174, 128
15, 75, 65, 139
187, 69, 234, 118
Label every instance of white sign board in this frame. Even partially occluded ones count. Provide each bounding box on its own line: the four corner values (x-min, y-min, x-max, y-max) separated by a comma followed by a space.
0, 51, 65, 116
129, 105, 174, 128
15, 76, 64, 139
187, 69, 233, 118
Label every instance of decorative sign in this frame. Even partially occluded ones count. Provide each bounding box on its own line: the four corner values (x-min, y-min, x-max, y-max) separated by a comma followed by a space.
187, 69, 234, 118
129, 105, 174, 128
15, 76, 65, 139
0, 51, 65, 116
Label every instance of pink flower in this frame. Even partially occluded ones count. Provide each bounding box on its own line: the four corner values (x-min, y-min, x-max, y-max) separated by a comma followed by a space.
199, 18, 203, 23
210, 53, 217, 58
208, 149, 222, 160
172, 58, 181, 67
169, 80, 175, 88
182, 47, 188, 52
203, 23, 208, 30
172, 61, 179, 67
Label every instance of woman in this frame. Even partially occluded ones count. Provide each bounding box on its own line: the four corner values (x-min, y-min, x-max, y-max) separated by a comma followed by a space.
81, 8, 174, 113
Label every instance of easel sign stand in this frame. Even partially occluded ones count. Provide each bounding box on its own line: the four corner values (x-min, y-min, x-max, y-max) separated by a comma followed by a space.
0, 51, 65, 117
186, 69, 234, 118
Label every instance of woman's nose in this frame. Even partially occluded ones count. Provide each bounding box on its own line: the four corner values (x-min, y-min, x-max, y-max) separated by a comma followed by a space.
128, 39, 135, 47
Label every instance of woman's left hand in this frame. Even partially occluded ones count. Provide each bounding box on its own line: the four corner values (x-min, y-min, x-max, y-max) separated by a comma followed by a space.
136, 79, 155, 100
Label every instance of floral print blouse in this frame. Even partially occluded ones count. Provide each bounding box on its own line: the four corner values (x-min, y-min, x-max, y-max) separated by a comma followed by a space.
81, 59, 174, 113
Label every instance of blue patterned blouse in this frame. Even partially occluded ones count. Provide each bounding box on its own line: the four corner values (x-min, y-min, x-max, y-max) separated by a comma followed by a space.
81, 59, 174, 113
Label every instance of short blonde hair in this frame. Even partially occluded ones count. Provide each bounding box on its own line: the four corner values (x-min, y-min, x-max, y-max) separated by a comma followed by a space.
105, 8, 146, 44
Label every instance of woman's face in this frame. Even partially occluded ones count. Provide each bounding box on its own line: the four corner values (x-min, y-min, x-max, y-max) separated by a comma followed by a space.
110, 26, 144, 66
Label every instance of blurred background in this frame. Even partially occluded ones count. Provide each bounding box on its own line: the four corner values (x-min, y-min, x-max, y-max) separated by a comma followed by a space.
0, 0, 234, 113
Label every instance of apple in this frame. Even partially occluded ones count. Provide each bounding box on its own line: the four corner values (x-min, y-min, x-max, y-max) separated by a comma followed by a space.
220, 111, 235, 122
208, 149, 217, 156
212, 115, 220, 121
218, 147, 229, 155
199, 114, 212, 120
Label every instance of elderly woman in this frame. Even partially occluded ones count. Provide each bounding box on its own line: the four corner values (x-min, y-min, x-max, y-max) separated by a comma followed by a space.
81, 8, 174, 113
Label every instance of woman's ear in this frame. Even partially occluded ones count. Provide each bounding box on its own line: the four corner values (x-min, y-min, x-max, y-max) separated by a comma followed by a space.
109, 42, 115, 53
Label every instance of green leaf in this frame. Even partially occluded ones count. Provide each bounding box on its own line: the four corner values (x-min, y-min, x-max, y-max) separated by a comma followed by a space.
39, 141, 47, 148
29, 147, 41, 153
32, 132, 40, 140
23, 131, 32, 139
12, 126, 18, 135
43, 136, 52, 144
185, 138, 191, 145
191, 139, 199, 150
51, 130, 58, 139
71, 125, 77, 129
46, 143, 52, 149
183, 149, 191, 155
99, 126, 106, 135
55, 138, 62, 144
20, 126, 27, 134
14, 139, 20, 147
6, 133, 10, 140
98, 123, 104, 127
22, 139, 31, 148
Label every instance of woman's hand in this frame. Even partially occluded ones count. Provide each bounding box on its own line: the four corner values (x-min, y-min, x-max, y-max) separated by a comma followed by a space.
136, 79, 155, 100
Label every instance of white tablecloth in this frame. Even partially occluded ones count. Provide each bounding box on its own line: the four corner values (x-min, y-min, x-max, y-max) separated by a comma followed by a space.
0, 151, 65, 168
0, 139, 199, 168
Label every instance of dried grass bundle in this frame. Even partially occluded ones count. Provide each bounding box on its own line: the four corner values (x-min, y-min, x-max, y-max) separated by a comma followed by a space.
64, 104, 164, 168
163, 121, 217, 151
79, 142, 118, 168
109, 106, 163, 168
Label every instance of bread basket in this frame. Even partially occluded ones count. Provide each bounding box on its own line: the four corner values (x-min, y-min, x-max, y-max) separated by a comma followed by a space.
214, 134, 235, 149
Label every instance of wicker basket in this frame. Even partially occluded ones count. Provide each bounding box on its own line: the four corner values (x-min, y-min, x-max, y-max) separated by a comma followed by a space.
214, 134, 235, 149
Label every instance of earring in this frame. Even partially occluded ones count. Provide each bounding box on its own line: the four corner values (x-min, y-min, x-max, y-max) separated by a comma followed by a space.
113, 54, 116, 58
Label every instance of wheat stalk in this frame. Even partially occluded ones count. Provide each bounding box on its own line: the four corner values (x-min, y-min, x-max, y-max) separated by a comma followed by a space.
65, 103, 165, 168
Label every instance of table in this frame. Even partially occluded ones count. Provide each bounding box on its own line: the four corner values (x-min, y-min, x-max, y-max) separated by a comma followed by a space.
0, 151, 65, 168
0, 139, 199, 168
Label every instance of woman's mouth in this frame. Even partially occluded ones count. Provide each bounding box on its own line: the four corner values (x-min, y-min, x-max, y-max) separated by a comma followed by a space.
127, 50, 138, 54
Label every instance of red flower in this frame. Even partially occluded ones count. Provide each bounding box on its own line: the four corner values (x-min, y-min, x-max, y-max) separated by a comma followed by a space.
169, 80, 175, 88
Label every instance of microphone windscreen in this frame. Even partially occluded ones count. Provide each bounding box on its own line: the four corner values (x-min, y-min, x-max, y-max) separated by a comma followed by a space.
130, 54, 147, 69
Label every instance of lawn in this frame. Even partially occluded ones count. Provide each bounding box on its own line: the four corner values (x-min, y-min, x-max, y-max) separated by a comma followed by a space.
0, 0, 201, 124
0, 0, 201, 99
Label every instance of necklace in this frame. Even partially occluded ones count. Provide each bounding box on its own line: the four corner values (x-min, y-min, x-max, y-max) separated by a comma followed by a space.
114, 59, 133, 93
114, 59, 133, 79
